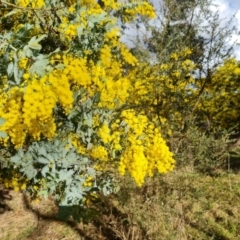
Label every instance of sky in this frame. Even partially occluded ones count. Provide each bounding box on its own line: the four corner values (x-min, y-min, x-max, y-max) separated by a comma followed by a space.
229, 0, 240, 9
212, 0, 240, 58
121, 0, 240, 59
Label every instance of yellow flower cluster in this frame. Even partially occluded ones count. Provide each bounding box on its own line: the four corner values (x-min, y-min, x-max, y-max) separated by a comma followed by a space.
0, 64, 74, 147
122, 1, 156, 22
80, 0, 96, 6
120, 45, 138, 66
116, 110, 175, 186
18, 58, 29, 69
59, 20, 78, 41
99, 77, 131, 108
98, 123, 112, 144
85, 192, 99, 206
135, 1, 156, 19
17, 0, 44, 8
69, 133, 87, 155
0, 172, 28, 192
48, 70, 74, 114
101, 0, 119, 9
125, 48, 196, 135
69, 131, 110, 163
60, 55, 92, 88
0, 87, 25, 148
83, 176, 94, 187
58, 1, 107, 41
23, 78, 57, 140
1, 44, 140, 147
145, 134, 175, 175
118, 144, 148, 186
90, 145, 108, 161
100, 45, 112, 68
72, 108, 174, 185
195, 58, 240, 129
109, 130, 122, 151
104, 28, 120, 45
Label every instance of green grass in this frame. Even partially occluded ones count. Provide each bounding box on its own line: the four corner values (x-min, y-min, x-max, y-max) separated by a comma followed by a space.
112, 169, 240, 239
1, 168, 240, 240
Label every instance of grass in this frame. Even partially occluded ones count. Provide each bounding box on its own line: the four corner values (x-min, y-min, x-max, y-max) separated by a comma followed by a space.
1, 167, 240, 239
115, 169, 240, 239
0, 190, 81, 240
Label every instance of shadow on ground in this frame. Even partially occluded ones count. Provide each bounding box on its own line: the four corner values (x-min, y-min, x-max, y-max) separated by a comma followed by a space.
20, 193, 144, 240
0, 187, 12, 214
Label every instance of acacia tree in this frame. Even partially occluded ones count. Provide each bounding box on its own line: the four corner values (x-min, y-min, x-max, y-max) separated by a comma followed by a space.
127, 0, 238, 132
0, 0, 175, 220
115, 0, 240, 174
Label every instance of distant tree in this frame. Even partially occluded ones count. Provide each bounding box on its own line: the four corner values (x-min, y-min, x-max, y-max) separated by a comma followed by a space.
127, 0, 239, 131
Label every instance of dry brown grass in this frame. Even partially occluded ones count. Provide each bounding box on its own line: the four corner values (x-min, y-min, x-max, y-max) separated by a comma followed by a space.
0, 186, 140, 240
0, 189, 82, 240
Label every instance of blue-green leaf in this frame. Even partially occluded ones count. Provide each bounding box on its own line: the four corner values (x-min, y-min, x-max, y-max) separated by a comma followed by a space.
0, 118, 6, 126
7, 62, 13, 76
30, 58, 49, 76
38, 146, 47, 157
41, 165, 49, 177
38, 157, 49, 164
28, 35, 47, 50
11, 155, 21, 164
